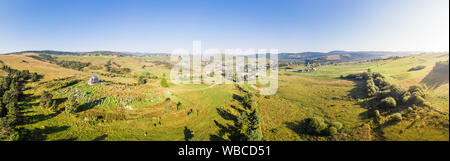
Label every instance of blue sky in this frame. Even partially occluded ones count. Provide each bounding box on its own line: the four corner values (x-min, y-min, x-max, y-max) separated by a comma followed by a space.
0, 0, 448, 53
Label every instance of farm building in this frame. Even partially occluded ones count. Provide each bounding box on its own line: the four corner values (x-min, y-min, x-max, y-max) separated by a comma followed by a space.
88, 75, 100, 85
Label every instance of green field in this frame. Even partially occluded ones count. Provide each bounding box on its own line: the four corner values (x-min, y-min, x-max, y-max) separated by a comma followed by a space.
0, 52, 448, 141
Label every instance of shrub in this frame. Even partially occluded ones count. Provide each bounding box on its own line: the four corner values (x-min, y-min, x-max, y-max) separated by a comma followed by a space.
389, 85, 406, 102
373, 76, 389, 88
366, 78, 379, 97
305, 117, 328, 135
327, 127, 338, 136
402, 95, 410, 105
390, 113, 402, 122
408, 85, 425, 98
160, 78, 168, 88
380, 97, 397, 109
330, 122, 343, 130
373, 110, 382, 123
408, 94, 425, 106
374, 110, 381, 117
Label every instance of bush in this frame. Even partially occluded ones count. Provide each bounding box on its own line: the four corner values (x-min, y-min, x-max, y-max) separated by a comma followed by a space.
373, 76, 389, 88
330, 122, 343, 130
402, 95, 410, 105
380, 97, 397, 109
305, 117, 328, 135
408, 94, 425, 106
374, 110, 381, 117
373, 110, 382, 123
408, 85, 425, 98
390, 113, 402, 122
345, 72, 370, 80
366, 78, 379, 97
327, 127, 338, 136
160, 78, 168, 88
389, 85, 406, 102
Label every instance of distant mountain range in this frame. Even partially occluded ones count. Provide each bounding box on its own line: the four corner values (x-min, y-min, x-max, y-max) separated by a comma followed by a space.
278, 51, 423, 61
5, 50, 423, 62
5, 50, 169, 56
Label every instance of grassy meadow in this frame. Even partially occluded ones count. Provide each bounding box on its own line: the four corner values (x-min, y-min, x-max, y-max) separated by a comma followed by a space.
0, 52, 448, 141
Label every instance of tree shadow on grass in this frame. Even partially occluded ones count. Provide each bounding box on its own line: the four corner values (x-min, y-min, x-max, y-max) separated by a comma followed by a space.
216, 108, 238, 122
358, 109, 373, 120
420, 62, 449, 89
21, 125, 70, 141
78, 97, 106, 112
22, 93, 39, 102
92, 134, 108, 141
20, 109, 63, 125
53, 98, 67, 107
55, 137, 78, 141
209, 120, 243, 141
372, 119, 399, 140
232, 94, 243, 102
346, 80, 367, 99
284, 120, 309, 138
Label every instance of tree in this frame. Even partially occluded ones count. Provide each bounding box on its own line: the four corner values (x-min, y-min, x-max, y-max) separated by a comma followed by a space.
31, 72, 39, 82
5, 102, 19, 125
2, 90, 18, 105
160, 78, 168, 88
40, 91, 54, 109
242, 93, 253, 109
246, 109, 263, 141
65, 94, 78, 114
247, 129, 263, 141
0, 117, 15, 140
0, 66, 29, 141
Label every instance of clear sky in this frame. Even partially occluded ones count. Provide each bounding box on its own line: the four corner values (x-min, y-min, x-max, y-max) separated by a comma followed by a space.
0, 0, 448, 53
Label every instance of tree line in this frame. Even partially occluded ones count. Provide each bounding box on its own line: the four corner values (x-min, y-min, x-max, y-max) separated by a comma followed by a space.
0, 65, 30, 140
27, 54, 90, 71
